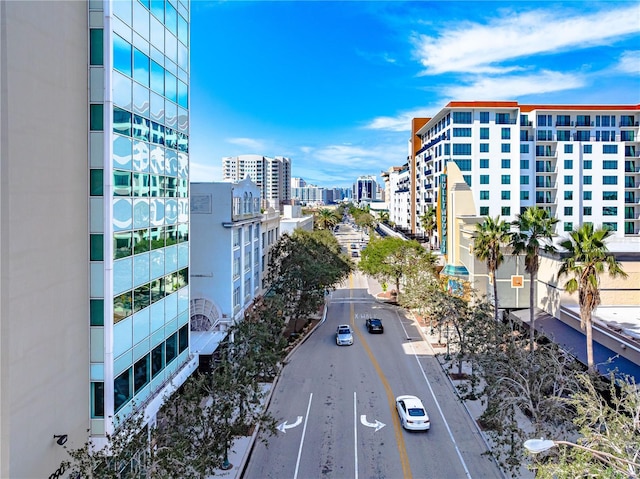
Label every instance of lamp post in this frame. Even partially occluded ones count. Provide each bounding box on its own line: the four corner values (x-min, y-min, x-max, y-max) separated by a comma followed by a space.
444, 324, 451, 360
524, 438, 640, 478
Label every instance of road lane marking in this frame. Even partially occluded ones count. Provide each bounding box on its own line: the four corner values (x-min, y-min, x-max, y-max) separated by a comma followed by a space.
349, 274, 413, 479
360, 415, 386, 431
354, 392, 358, 479
277, 416, 303, 433
395, 311, 473, 479
293, 393, 313, 479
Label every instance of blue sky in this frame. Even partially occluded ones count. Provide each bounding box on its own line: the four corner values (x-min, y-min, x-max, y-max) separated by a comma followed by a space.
188, 1, 640, 188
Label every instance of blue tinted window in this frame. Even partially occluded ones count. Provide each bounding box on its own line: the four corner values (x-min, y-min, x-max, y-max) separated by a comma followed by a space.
165, 71, 177, 102
564, 144, 573, 154
453, 112, 472, 124
178, 80, 188, 108
134, 49, 150, 87
113, 34, 132, 77
150, 61, 164, 95
480, 112, 489, 123
452, 144, 471, 155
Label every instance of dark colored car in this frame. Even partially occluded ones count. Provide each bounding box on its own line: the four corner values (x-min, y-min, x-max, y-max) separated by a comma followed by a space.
366, 318, 384, 333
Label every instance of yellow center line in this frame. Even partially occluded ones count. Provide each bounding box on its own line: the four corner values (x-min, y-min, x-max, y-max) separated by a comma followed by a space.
349, 273, 413, 479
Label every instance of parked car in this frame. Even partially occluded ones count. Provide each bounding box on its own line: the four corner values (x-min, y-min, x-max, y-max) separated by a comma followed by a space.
336, 324, 354, 346
365, 318, 384, 333
350, 243, 357, 249
351, 251, 359, 258
396, 395, 430, 431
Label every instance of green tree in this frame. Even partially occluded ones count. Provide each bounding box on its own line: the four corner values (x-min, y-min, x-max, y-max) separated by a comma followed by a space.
419, 205, 438, 248
473, 215, 511, 322
557, 224, 627, 372
376, 210, 390, 223
267, 229, 352, 331
359, 237, 426, 295
315, 208, 339, 230
510, 207, 559, 353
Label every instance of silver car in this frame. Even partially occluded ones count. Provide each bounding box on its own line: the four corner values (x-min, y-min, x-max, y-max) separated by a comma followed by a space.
336, 324, 354, 346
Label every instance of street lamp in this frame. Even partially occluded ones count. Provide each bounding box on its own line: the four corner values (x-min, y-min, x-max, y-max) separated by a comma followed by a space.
444, 324, 451, 360
524, 438, 640, 478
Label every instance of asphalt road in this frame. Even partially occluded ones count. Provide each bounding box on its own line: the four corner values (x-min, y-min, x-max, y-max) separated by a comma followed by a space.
243, 267, 502, 479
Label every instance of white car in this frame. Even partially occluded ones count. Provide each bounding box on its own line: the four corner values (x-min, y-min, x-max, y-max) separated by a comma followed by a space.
336, 324, 354, 346
396, 395, 430, 431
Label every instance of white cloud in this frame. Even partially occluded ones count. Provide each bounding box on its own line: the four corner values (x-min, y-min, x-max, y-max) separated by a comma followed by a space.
226, 137, 265, 150
365, 107, 437, 131
442, 70, 586, 101
412, 6, 640, 75
190, 161, 222, 182
615, 50, 640, 74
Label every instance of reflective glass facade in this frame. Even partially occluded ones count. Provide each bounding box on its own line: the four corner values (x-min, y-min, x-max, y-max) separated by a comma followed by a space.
89, 0, 190, 433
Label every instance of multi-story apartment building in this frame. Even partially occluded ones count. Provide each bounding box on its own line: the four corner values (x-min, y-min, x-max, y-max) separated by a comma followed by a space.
414, 101, 640, 250
0, 1, 193, 476
382, 166, 411, 229
222, 154, 291, 211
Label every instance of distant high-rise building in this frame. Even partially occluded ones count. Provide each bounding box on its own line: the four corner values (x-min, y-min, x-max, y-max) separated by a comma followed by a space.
223, 155, 291, 211
353, 175, 378, 203
0, 1, 193, 476
291, 177, 307, 188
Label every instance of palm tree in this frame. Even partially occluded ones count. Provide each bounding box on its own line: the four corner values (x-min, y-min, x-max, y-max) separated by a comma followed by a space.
419, 206, 438, 248
315, 208, 338, 230
473, 215, 511, 322
558, 224, 627, 373
510, 207, 559, 354
377, 210, 389, 223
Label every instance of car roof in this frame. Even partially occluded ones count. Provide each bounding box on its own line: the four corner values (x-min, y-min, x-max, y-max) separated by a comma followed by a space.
396, 395, 424, 408
337, 325, 351, 331
369, 318, 382, 323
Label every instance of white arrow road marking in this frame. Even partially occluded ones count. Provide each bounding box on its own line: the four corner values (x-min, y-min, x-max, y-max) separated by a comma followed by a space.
360, 414, 386, 432
277, 415, 303, 433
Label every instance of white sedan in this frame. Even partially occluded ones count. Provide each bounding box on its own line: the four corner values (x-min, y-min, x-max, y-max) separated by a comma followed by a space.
396, 395, 430, 431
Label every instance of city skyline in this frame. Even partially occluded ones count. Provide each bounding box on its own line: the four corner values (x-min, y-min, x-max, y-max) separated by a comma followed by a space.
188, 1, 640, 188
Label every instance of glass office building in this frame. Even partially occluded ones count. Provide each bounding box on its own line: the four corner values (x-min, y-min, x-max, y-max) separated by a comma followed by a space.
88, 0, 193, 436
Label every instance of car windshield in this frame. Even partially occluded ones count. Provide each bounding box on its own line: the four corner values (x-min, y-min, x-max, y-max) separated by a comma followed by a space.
408, 408, 425, 417
370, 319, 381, 325
338, 328, 350, 334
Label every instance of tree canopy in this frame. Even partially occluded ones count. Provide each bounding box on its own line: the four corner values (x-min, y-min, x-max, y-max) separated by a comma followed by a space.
359, 237, 432, 294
